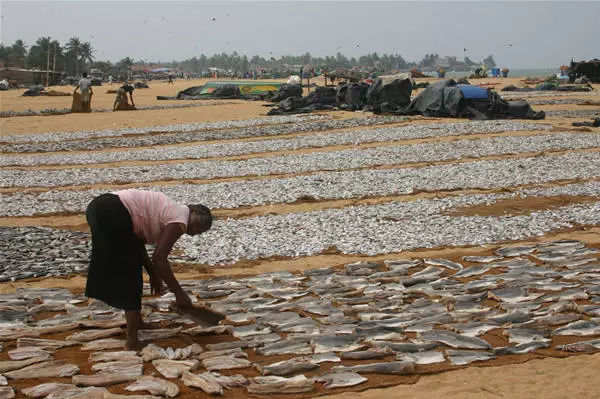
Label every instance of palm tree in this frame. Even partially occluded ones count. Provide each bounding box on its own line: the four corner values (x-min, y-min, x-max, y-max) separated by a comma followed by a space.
79, 42, 94, 68
66, 36, 82, 76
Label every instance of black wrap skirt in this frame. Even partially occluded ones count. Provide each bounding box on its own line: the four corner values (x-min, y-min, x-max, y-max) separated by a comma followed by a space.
85, 193, 145, 310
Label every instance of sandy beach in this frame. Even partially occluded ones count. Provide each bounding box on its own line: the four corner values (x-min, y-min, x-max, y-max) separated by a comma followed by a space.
1, 75, 599, 399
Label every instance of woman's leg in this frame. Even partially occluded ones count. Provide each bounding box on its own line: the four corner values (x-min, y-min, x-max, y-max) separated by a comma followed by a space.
126, 309, 142, 350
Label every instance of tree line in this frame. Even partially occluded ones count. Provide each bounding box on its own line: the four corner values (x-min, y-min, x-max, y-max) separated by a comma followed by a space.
0, 37, 497, 77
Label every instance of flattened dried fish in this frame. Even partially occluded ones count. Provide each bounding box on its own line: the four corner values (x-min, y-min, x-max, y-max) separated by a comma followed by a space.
556, 339, 600, 352
0, 355, 52, 373
258, 357, 319, 376
333, 360, 416, 375
78, 318, 126, 329
355, 326, 405, 341
505, 328, 550, 345
372, 341, 440, 352
341, 349, 391, 360
182, 325, 232, 336
0, 387, 14, 399
202, 356, 252, 371
247, 375, 314, 394
73, 372, 140, 387
495, 246, 536, 257
396, 350, 445, 365
81, 339, 125, 351
420, 330, 492, 350
494, 341, 549, 355
446, 350, 496, 365
424, 259, 463, 271
256, 339, 312, 356
488, 310, 531, 324
182, 371, 222, 395
47, 387, 107, 399
317, 371, 367, 389
16, 338, 78, 350
196, 348, 247, 361
205, 372, 248, 389
88, 351, 140, 363
448, 322, 499, 337
66, 328, 123, 342
539, 289, 588, 303
311, 335, 366, 354
125, 376, 179, 398
489, 287, 541, 304
152, 359, 199, 378
232, 324, 272, 338
462, 256, 503, 263
553, 320, 600, 336
137, 328, 182, 342
527, 314, 581, 327
5, 360, 79, 379
91, 361, 143, 375
205, 341, 249, 351
21, 382, 76, 398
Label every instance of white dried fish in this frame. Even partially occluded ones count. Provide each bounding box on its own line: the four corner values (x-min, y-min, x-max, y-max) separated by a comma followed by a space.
21, 382, 76, 398
17, 338, 79, 350
66, 327, 122, 342
81, 339, 125, 351
182, 371, 223, 395
138, 328, 182, 342
125, 376, 179, 398
88, 351, 140, 363
247, 375, 315, 394
5, 360, 79, 379
202, 356, 252, 371
152, 359, 199, 378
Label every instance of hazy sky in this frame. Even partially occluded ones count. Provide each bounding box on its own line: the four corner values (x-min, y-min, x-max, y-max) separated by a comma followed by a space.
2, 1, 599, 68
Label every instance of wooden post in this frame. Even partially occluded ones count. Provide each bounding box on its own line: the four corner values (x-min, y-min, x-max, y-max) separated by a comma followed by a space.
52, 43, 57, 77
46, 45, 51, 86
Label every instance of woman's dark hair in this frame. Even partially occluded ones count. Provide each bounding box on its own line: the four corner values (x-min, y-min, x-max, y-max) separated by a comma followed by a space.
188, 204, 213, 230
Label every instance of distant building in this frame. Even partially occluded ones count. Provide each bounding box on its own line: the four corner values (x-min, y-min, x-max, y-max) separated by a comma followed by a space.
0, 67, 62, 85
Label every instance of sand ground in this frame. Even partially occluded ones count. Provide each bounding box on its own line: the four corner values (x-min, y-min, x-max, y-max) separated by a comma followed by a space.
1, 76, 600, 398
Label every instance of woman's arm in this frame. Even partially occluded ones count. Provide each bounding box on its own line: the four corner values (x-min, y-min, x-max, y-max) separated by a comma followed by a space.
152, 223, 190, 305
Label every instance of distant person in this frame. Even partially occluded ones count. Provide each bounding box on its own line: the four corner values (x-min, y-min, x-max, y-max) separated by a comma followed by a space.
74, 72, 93, 112
114, 83, 135, 111
108, 75, 114, 84
168, 74, 174, 85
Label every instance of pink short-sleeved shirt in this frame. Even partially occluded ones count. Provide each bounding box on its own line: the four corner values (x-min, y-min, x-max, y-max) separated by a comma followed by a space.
115, 189, 189, 245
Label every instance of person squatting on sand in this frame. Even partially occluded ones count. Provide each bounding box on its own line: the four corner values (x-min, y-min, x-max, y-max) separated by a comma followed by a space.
113, 83, 136, 110
85, 189, 213, 349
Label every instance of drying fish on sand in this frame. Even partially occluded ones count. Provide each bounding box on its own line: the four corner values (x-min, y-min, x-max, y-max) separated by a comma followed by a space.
73, 372, 140, 387
4, 360, 79, 379
256, 339, 312, 356
182, 371, 223, 395
81, 339, 126, 351
66, 328, 123, 342
494, 341, 550, 355
141, 343, 202, 362
16, 338, 78, 350
247, 375, 315, 394
88, 351, 140, 363
495, 246, 536, 257
553, 321, 600, 336
420, 330, 492, 350
462, 256, 504, 263
341, 348, 392, 360
196, 348, 248, 360
0, 377, 5, 386
311, 335, 366, 353
333, 360, 416, 375
0, 329, 40, 341
182, 325, 231, 336
446, 350, 496, 365
21, 382, 76, 398
504, 328, 551, 344
125, 376, 179, 398
424, 259, 463, 271
556, 339, 600, 352
152, 359, 199, 378
488, 287, 542, 304
396, 350, 445, 365
78, 318, 126, 329
34, 323, 80, 335
316, 371, 368, 389
372, 341, 440, 352
202, 356, 252, 371
137, 328, 182, 342
0, 355, 52, 373
90, 360, 143, 375
0, 387, 14, 399
257, 357, 320, 376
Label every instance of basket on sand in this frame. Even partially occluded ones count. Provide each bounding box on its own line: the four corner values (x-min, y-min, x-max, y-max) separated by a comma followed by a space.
71, 91, 93, 112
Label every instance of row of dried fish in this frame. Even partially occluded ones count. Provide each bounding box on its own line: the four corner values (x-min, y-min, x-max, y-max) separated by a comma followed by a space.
1, 181, 599, 274
545, 109, 599, 118
0, 116, 404, 153
0, 101, 234, 119
0, 120, 548, 166
0, 115, 327, 144
6, 130, 594, 188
